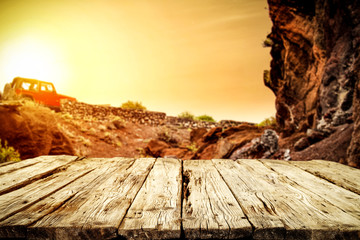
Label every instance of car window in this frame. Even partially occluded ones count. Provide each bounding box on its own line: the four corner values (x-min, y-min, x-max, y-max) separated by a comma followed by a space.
40, 83, 54, 92
21, 82, 31, 90
21, 81, 38, 91
46, 84, 54, 92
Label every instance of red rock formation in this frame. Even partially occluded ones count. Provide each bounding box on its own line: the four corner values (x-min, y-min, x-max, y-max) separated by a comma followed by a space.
0, 104, 75, 159
267, 0, 360, 166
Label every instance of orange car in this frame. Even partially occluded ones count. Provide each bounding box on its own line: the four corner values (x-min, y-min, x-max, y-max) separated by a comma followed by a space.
10, 77, 76, 110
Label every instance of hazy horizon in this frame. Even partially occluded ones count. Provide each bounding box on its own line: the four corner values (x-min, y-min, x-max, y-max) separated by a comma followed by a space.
0, 0, 274, 123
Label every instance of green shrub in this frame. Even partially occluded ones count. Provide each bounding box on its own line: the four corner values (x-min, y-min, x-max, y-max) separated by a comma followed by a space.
0, 140, 21, 163
196, 114, 216, 122
121, 100, 146, 110
257, 116, 277, 127
178, 111, 195, 120
186, 142, 199, 152
262, 37, 273, 47
263, 70, 271, 85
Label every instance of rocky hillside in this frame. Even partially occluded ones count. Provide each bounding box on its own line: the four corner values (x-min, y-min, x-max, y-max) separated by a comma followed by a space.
266, 0, 360, 167
0, 100, 278, 161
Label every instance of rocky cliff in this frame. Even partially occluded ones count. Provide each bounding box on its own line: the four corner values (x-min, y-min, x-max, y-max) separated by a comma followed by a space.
0, 103, 75, 159
266, 0, 360, 166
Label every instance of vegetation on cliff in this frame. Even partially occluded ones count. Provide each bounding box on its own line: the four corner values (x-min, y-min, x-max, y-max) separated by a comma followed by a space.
0, 139, 21, 163
178, 111, 216, 122
121, 100, 147, 110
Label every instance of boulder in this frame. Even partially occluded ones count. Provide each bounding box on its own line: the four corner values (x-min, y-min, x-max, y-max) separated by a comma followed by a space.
260, 129, 279, 155
230, 129, 279, 159
202, 127, 222, 143
292, 124, 354, 163
144, 139, 169, 157
112, 120, 125, 129
294, 137, 310, 151
161, 148, 189, 159
0, 104, 75, 159
190, 128, 207, 145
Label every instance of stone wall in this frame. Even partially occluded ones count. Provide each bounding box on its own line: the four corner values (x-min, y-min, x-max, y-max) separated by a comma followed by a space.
61, 101, 166, 126
61, 101, 248, 129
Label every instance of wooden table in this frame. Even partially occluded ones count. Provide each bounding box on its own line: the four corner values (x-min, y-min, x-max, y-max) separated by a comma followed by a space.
0, 156, 359, 240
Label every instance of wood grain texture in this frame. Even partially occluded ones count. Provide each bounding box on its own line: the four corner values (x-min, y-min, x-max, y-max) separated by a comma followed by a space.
290, 160, 360, 194
28, 158, 155, 240
0, 155, 78, 195
0, 157, 359, 240
0, 157, 95, 223
0, 158, 127, 238
0, 155, 69, 176
118, 158, 182, 240
0, 161, 15, 167
250, 159, 360, 239
212, 159, 285, 240
261, 160, 360, 220
182, 160, 252, 239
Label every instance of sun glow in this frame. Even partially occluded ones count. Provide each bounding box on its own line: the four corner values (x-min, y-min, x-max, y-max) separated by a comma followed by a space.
0, 36, 67, 92
0, 0, 274, 122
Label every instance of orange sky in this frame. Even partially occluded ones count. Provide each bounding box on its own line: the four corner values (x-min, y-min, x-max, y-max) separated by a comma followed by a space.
0, 0, 274, 123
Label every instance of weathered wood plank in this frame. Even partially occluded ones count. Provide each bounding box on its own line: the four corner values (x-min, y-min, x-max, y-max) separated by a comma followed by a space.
0, 155, 69, 176
212, 159, 285, 240
290, 160, 360, 194
239, 159, 360, 239
0, 161, 16, 168
0, 155, 78, 195
0, 157, 103, 222
118, 158, 182, 240
0, 157, 130, 239
261, 160, 360, 220
182, 160, 252, 239
28, 158, 155, 240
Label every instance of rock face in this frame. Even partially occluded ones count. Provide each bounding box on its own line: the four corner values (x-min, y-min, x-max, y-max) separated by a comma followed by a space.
267, 0, 360, 166
291, 124, 353, 163
230, 129, 280, 160
0, 104, 75, 159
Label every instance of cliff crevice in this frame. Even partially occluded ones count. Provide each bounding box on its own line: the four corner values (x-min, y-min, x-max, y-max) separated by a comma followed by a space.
267, 0, 360, 166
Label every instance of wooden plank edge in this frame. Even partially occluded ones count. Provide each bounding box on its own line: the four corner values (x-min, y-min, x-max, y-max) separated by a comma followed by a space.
118, 158, 182, 240
28, 226, 119, 240
0, 159, 115, 239
184, 227, 253, 240
0, 156, 81, 196
258, 159, 360, 239
212, 159, 286, 240
117, 158, 159, 239
0, 168, 94, 224
0, 192, 77, 239
182, 159, 253, 240
25, 158, 137, 240
285, 227, 360, 240
290, 160, 360, 195
0, 161, 16, 167
0, 155, 68, 176
119, 227, 181, 240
